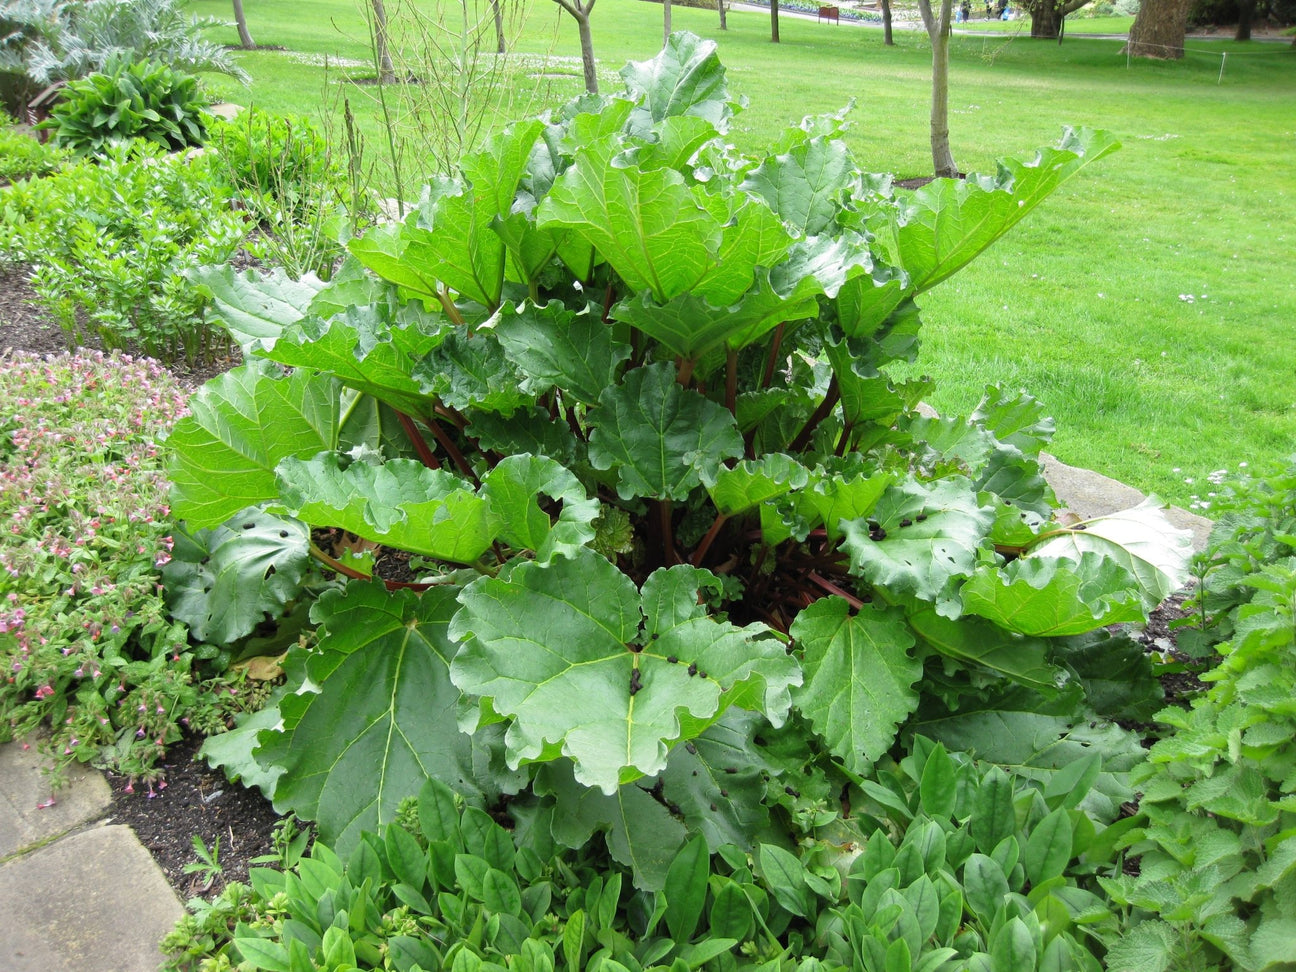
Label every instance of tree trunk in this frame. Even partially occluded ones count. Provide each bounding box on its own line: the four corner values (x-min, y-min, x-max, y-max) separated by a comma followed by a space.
576, 7, 598, 93
231, 0, 255, 48
882, 0, 894, 43
918, 0, 958, 177
664, 0, 672, 45
771, 0, 780, 42
371, 0, 396, 83
492, 0, 506, 53
1235, 0, 1254, 40
1125, 0, 1192, 58
1030, 2, 1061, 37
719, 0, 727, 30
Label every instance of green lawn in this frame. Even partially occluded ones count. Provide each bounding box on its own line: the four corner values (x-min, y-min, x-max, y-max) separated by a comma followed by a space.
187, 0, 1296, 510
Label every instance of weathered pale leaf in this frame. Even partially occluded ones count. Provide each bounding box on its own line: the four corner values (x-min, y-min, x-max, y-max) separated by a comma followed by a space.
189, 265, 326, 354
167, 360, 341, 529
789, 597, 921, 776
841, 477, 995, 617
164, 508, 310, 644
589, 362, 744, 502
1028, 498, 1192, 607
962, 552, 1146, 637
449, 550, 788, 793
491, 300, 632, 405
481, 455, 599, 562
256, 583, 515, 853
274, 454, 494, 564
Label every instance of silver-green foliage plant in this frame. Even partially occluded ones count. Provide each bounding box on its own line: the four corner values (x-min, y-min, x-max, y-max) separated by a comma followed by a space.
170, 34, 1189, 881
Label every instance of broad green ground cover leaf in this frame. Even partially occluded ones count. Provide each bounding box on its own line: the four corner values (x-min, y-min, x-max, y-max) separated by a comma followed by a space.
274, 454, 494, 564
189, 265, 326, 353
164, 508, 310, 644
962, 552, 1146, 637
536, 761, 686, 891
491, 300, 632, 405
841, 476, 995, 617
789, 597, 921, 776
168, 360, 341, 529
589, 362, 744, 501
1030, 498, 1193, 606
449, 549, 794, 793
256, 583, 514, 853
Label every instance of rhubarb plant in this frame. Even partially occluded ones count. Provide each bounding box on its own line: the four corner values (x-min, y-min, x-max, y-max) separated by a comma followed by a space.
170, 34, 1189, 881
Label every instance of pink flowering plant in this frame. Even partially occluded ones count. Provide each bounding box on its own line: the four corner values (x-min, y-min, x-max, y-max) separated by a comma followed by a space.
0, 350, 247, 780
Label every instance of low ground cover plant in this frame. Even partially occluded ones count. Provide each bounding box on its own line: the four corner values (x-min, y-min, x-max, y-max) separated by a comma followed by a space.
0, 139, 246, 363
0, 113, 69, 184
0, 351, 253, 779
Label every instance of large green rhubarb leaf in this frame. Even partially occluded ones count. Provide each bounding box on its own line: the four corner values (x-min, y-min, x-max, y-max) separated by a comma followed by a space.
876, 128, 1120, 294
790, 597, 921, 776
480, 455, 599, 562
164, 508, 311, 644
536, 761, 686, 891
740, 136, 856, 237
589, 362, 744, 501
255, 583, 516, 852
168, 360, 341, 529
267, 305, 447, 417
841, 476, 995, 617
491, 301, 632, 405
907, 606, 1064, 691
413, 327, 534, 416
275, 454, 494, 564
189, 265, 326, 354
621, 32, 732, 132
1028, 498, 1192, 606
704, 454, 809, 517
449, 549, 794, 793
961, 552, 1146, 637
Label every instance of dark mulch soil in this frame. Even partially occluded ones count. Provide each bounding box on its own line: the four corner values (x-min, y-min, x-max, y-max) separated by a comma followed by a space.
103, 733, 284, 897
0, 261, 1209, 900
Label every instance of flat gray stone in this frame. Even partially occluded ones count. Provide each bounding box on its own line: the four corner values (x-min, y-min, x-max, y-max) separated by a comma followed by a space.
1040, 452, 1213, 552
0, 737, 111, 859
0, 824, 183, 972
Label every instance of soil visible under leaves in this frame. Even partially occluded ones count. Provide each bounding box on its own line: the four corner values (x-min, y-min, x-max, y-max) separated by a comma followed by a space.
1, 261, 1207, 901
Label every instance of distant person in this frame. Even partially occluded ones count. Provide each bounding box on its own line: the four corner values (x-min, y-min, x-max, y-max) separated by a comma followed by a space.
962, 1, 971, 21
1001, 6, 1010, 18
985, 0, 992, 16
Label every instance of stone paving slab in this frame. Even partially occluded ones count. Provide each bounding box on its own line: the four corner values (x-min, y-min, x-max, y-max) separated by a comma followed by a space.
0, 738, 111, 860
0, 823, 182, 972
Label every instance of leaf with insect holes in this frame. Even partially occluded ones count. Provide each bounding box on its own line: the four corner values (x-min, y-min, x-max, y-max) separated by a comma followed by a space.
164, 508, 310, 645
589, 362, 744, 502
962, 551, 1147, 637
790, 596, 921, 776
167, 360, 341, 529
274, 454, 494, 564
841, 476, 995, 617
255, 583, 521, 854
448, 549, 795, 793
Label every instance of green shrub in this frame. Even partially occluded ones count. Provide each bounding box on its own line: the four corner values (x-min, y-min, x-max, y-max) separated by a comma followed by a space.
41, 55, 209, 154
0, 113, 69, 182
0, 351, 258, 780
0, 139, 246, 363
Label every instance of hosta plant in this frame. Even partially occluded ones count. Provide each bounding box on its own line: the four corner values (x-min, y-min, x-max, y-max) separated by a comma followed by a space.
172, 35, 1189, 881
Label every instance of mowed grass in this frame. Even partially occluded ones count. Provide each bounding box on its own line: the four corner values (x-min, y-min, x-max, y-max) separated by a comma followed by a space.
187, 0, 1296, 510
